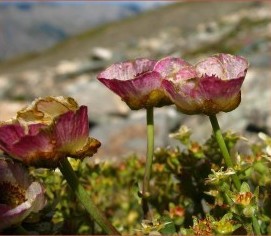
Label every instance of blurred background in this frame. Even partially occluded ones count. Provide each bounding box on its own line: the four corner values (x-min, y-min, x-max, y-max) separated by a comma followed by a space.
0, 1, 270, 161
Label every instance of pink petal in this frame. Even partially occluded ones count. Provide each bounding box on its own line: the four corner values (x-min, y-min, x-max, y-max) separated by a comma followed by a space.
100, 71, 162, 99
25, 182, 46, 213
0, 123, 46, 151
162, 80, 201, 114
154, 56, 194, 79
0, 182, 45, 231
28, 123, 47, 135
0, 159, 31, 189
215, 53, 249, 79
198, 75, 244, 113
0, 202, 30, 231
0, 124, 24, 144
196, 56, 225, 79
55, 106, 89, 153
0, 124, 57, 167
196, 54, 249, 80
198, 75, 244, 100
99, 71, 165, 109
11, 130, 55, 166
0, 124, 25, 153
0, 204, 11, 215
97, 58, 157, 81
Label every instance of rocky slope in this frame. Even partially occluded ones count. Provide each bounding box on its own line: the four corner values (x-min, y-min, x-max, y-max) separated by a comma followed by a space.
0, 2, 152, 60
0, 1, 270, 161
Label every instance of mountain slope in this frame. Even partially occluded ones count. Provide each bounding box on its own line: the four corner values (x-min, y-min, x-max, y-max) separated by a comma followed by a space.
0, 3, 143, 60
0, 1, 259, 73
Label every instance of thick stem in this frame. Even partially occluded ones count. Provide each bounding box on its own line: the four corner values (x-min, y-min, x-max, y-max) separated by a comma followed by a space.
59, 158, 120, 235
142, 107, 154, 219
208, 115, 241, 190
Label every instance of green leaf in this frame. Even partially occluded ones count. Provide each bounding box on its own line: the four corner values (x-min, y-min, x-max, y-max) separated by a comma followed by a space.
159, 216, 176, 235
240, 182, 251, 192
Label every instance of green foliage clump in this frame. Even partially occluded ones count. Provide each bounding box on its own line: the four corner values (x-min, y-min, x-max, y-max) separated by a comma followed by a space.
27, 127, 271, 235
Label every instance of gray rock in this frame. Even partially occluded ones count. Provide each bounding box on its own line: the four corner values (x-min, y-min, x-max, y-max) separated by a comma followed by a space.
62, 75, 130, 123
90, 47, 113, 61
90, 107, 182, 162
55, 60, 108, 80
247, 52, 271, 68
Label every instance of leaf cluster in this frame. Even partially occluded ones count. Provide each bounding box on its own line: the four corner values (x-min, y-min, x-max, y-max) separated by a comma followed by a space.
26, 127, 271, 235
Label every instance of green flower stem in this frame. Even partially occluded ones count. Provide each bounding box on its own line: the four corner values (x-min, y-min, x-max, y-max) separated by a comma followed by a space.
209, 115, 241, 190
209, 115, 261, 235
142, 107, 154, 219
59, 158, 120, 235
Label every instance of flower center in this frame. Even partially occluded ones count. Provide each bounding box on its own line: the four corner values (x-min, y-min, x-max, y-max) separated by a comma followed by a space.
0, 182, 26, 207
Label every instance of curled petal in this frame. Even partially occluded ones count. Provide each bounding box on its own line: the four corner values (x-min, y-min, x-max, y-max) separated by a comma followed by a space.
69, 137, 101, 160
17, 96, 79, 125
196, 54, 249, 80
196, 56, 225, 79
55, 105, 101, 158
97, 58, 157, 82
25, 182, 46, 213
215, 53, 249, 79
0, 202, 31, 231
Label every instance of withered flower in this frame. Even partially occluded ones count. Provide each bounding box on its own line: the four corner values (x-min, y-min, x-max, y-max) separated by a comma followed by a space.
0, 97, 100, 168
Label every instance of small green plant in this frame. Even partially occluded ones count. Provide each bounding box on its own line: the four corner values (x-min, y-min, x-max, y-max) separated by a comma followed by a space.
18, 127, 270, 235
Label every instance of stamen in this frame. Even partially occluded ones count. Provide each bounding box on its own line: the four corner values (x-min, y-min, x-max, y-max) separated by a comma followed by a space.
0, 182, 26, 207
